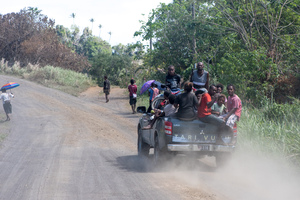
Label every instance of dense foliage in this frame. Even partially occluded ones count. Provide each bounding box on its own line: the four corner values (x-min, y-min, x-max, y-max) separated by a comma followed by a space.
135, 0, 300, 104
0, 8, 90, 71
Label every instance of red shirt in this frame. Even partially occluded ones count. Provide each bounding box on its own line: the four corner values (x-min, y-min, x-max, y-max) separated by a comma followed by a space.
128, 84, 137, 96
197, 93, 212, 118
227, 94, 242, 119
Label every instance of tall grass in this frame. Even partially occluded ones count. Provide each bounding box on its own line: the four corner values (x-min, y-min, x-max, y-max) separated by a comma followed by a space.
238, 100, 300, 165
0, 59, 96, 96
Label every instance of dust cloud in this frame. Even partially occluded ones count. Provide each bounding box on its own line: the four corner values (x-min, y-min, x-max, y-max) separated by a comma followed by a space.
156, 149, 300, 200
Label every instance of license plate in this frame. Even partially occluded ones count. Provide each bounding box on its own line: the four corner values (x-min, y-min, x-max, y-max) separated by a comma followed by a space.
198, 145, 209, 151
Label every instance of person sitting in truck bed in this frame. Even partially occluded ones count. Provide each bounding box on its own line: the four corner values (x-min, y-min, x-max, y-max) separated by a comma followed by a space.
216, 83, 227, 108
223, 84, 242, 128
196, 87, 225, 127
142, 94, 177, 130
208, 84, 217, 98
173, 82, 198, 120
157, 90, 171, 110
211, 94, 227, 117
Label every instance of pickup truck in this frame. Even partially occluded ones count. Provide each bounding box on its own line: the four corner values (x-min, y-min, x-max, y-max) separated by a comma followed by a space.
137, 106, 237, 167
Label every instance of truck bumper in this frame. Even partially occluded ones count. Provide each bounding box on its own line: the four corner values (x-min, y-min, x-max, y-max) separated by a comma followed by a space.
167, 144, 235, 152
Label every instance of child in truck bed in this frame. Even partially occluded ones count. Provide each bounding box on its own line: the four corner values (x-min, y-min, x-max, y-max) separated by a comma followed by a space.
211, 94, 227, 117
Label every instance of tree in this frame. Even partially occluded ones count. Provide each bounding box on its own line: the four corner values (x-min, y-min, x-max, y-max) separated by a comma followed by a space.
0, 9, 90, 71
135, 0, 300, 102
0, 8, 54, 64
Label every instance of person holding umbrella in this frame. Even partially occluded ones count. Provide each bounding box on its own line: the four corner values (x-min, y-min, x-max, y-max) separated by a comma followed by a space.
0, 88, 14, 121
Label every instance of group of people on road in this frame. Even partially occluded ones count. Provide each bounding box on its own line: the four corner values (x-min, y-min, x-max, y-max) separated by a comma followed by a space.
102, 61, 242, 131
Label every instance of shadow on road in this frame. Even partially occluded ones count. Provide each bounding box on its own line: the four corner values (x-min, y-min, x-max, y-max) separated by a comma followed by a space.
115, 154, 217, 173
116, 112, 141, 119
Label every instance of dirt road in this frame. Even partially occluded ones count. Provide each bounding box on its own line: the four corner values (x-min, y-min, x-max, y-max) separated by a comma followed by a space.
0, 75, 299, 200
0, 75, 218, 200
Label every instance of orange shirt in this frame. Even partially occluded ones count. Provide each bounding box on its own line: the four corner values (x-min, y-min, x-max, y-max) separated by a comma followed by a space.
197, 93, 212, 118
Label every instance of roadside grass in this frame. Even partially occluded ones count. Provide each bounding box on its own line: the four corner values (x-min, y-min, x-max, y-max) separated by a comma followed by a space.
0, 60, 96, 96
136, 94, 150, 108
238, 101, 300, 166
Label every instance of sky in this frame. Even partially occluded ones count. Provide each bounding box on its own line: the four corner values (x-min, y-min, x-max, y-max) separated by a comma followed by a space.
0, 0, 173, 46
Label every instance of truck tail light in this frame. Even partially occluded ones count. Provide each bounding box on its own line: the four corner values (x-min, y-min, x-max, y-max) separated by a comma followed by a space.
233, 123, 238, 136
164, 121, 172, 135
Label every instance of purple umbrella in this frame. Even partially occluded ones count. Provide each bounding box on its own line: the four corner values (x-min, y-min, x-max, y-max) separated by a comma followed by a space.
140, 80, 155, 95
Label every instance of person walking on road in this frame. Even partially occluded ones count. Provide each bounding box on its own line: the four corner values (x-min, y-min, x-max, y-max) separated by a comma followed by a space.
0, 88, 14, 121
103, 76, 110, 103
128, 79, 137, 114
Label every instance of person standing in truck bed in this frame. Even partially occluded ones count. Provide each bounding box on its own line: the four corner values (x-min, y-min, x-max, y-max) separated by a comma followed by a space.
190, 62, 209, 90
165, 65, 181, 95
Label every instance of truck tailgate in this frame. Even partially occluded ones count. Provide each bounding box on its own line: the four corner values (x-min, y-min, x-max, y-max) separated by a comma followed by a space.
170, 119, 218, 144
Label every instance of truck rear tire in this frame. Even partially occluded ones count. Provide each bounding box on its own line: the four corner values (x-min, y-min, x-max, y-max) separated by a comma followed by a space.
137, 127, 150, 157
153, 136, 167, 166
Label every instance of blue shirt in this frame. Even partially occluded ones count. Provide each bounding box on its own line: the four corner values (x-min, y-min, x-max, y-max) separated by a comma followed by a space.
149, 88, 154, 100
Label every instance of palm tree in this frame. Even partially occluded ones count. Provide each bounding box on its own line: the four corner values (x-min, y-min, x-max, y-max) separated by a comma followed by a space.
90, 18, 94, 32
108, 31, 112, 43
70, 13, 76, 25
98, 24, 102, 38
